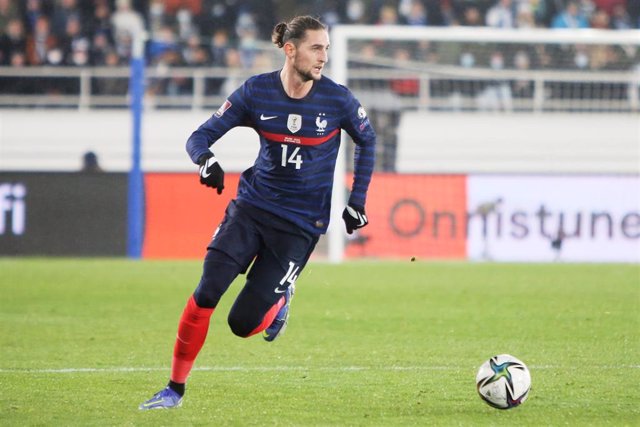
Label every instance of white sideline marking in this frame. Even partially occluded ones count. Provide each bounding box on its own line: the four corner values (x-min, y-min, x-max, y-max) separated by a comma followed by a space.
0, 365, 638, 374
0, 366, 453, 374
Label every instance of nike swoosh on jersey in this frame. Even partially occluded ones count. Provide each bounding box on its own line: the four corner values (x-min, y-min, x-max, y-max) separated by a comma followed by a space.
274, 287, 287, 294
260, 114, 278, 120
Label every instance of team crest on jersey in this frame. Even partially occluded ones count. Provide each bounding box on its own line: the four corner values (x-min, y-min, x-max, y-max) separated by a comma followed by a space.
287, 114, 302, 134
315, 113, 327, 134
214, 99, 232, 118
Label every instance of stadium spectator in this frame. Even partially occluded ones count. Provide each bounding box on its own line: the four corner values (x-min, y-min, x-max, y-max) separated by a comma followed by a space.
551, 1, 590, 28
0, 0, 637, 82
591, 7, 612, 28
0, 18, 25, 65
25, 15, 60, 65
0, 0, 19, 31
51, 0, 82, 37
345, 0, 369, 24
399, 0, 429, 26
24, 0, 47, 33
9, 49, 25, 66
610, 3, 633, 28
461, 5, 485, 26
60, 14, 90, 66
147, 0, 165, 36
377, 4, 401, 25
181, 33, 208, 66
572, 44, 591, 69
111, 0, 145, 60
511, 49, 535, 98
476, 50, 514, 111
175, 7, 197, 40
235, 11, 258, 68
208, 28, 229, 66
148, 23, 178, 63
90, 0, 114, 41
90, 31, 113, 65
577, 0, 597, 19
515, 2, 537, 28
439, 1, 457, 25
486, 0, 517, 28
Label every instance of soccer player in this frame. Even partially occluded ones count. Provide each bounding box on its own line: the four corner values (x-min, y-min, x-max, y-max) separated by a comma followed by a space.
139, 15, 376, 410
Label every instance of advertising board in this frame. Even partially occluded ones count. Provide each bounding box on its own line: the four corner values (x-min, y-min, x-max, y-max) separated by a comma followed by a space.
0, 173, 127, 256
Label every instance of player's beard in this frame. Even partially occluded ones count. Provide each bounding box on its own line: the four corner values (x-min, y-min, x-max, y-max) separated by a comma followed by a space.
293, 63, 320, 82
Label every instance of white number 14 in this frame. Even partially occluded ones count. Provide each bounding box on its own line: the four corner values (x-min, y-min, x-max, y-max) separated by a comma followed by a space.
279, 261, 300, 286
280, 144, 303, 170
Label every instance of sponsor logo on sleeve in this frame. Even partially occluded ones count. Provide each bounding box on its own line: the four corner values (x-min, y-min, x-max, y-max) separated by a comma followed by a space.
214, 99, 232, 118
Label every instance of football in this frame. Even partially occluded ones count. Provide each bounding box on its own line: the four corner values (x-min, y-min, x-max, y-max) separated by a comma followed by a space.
476, 354, 531, 409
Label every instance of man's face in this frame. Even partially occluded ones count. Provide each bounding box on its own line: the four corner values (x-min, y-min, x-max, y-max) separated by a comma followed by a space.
290, 29, 329, 82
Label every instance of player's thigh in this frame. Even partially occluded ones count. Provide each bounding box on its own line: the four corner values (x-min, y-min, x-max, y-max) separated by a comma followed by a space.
227, 227, 318, 334
244, 230, 318, 305
208, 200, 261, 270
193, 248, 243, 308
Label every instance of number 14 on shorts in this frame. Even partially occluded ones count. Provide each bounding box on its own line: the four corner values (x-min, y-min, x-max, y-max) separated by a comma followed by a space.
278, 261, 299, 292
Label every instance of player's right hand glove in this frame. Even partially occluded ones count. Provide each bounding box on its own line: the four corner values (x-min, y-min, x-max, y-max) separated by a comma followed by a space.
198, 153, 224, 195
342, 204, 368, 234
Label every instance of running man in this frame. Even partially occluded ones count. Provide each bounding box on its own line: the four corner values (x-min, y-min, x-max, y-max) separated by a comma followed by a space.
140, 15, 376, 410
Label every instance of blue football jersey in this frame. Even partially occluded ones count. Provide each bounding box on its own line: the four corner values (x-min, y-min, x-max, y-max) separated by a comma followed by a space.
186, 70, 376, 235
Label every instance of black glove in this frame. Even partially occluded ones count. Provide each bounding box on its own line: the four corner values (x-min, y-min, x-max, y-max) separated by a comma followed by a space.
198, 153, 224, 195
342, 204, 368, 234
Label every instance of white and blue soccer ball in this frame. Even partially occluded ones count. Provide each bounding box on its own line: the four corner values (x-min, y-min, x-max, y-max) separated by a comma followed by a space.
476, 354, 531, 409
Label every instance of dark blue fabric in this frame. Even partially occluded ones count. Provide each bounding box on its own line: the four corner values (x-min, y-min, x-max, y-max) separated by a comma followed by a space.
186, 71, 376, 235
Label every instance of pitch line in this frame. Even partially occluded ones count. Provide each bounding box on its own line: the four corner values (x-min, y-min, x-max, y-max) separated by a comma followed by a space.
1, 365, 638, 374
0, 366, 457, 374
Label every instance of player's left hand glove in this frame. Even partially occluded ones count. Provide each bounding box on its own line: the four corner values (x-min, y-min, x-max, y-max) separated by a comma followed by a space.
198, 153, 225, 195
342, 204, 368, 234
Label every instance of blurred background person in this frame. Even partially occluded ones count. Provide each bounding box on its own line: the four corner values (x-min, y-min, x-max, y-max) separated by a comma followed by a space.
551, 0, 590, 28
80, 151, 104, 173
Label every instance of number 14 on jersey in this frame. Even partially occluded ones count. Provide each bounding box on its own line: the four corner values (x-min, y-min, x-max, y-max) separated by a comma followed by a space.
281, 144, 303, 170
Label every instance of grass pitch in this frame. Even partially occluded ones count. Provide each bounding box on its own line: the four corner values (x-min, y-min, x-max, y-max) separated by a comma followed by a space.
1, 258, 638, 426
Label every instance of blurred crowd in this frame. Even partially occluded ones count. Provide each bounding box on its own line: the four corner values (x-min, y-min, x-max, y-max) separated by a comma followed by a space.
0, 0, 638, 68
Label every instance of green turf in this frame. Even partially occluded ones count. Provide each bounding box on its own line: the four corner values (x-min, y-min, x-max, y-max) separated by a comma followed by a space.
1, 259, 638, 426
